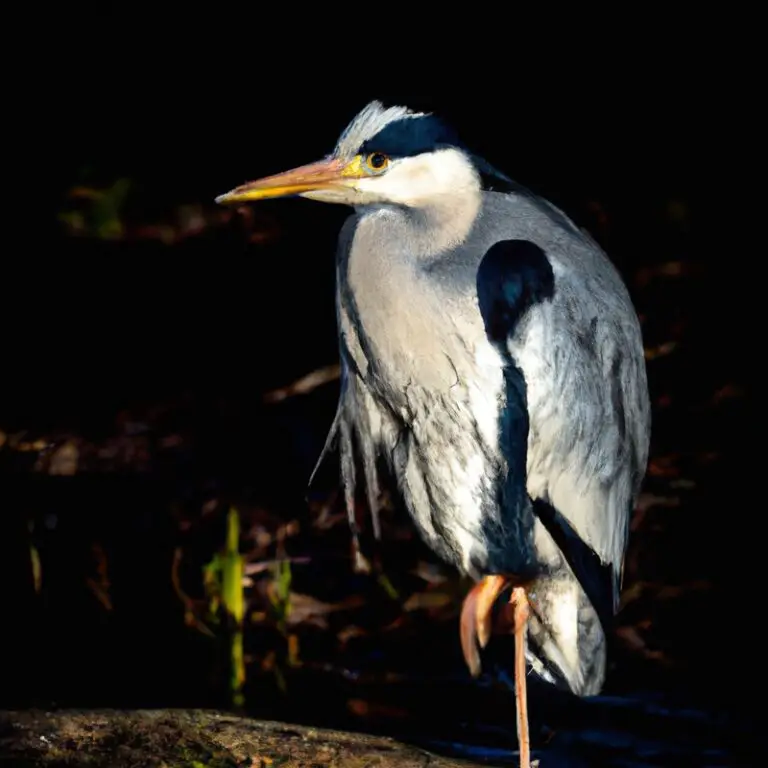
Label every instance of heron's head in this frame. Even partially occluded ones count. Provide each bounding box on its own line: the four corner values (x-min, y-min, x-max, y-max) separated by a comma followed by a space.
216, 101, 502, 210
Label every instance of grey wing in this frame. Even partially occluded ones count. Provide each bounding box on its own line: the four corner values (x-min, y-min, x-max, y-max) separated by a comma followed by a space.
511, 255, 651, 609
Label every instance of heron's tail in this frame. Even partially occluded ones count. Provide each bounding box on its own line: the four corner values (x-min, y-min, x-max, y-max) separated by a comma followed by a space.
525, 574, 607, 697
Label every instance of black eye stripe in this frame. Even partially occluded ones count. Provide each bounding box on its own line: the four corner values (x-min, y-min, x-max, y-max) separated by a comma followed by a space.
359, 115, 461, 159
356, 114, 514, 194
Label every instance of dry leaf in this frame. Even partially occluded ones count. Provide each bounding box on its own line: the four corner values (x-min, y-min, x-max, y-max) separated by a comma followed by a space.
403, 591, 453, 612
48, 441, 79, 476
283, 592, 365, 628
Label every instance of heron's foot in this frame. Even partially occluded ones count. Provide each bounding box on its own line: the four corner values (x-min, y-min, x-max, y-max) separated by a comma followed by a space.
459, 575, 532, 677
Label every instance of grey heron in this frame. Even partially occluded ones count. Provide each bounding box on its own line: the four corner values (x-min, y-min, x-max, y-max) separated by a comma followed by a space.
216, 101, 651, 767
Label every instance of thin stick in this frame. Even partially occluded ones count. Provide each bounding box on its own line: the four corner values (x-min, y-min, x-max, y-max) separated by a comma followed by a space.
511, 586, 531, 768
262, 364, 341, 404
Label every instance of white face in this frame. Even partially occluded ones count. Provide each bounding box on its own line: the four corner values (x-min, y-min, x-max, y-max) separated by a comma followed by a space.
301, 147, 481, 208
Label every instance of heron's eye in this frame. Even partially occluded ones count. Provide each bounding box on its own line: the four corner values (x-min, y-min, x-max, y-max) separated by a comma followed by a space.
365, 152, 390, 172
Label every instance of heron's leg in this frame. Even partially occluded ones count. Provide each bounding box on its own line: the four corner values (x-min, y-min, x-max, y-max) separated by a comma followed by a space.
459, 577, 532, 768
510, 585, 531, 768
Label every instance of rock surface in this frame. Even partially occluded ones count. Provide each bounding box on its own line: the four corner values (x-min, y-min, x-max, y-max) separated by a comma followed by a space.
0, 709, 491, 767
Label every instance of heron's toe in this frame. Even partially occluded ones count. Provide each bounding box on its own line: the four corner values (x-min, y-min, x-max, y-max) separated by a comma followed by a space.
459, 583, 483, 677
460, 575, 511, 677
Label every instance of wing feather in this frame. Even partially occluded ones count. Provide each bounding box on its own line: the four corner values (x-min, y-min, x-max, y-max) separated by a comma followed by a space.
507, 253, 651, 605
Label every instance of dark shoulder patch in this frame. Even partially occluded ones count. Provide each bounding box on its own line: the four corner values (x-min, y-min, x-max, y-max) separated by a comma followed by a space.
359, 115, 461, 159
476, 240, 555, 345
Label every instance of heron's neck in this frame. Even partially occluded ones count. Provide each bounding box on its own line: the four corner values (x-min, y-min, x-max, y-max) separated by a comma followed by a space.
355, 185, 482, 258
344, 192, 482, 392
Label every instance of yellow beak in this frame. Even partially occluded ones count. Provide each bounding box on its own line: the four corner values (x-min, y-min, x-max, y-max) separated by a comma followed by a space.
215, 156, 364, 204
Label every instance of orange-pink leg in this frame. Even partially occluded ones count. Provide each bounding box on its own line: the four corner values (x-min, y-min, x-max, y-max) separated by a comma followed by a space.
510, 585, 531, 768
460, 576, 532, 768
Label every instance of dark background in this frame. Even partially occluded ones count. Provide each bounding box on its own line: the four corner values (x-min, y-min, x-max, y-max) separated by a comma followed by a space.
1, 17, 759, 765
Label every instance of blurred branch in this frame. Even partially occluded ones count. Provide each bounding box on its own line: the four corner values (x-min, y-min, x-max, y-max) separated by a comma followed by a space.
243, 557, 310, 577
85, 542, 112, 611
263, 364, 341, 404
171, 547, 215, 638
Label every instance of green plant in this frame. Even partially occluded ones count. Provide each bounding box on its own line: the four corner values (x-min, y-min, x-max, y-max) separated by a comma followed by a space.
58, 176, 132, 239
204, 507, 246, 708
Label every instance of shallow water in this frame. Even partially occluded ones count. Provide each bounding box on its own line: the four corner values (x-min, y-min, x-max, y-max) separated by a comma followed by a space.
236, 652, 758, 767
427, 691, 755, 766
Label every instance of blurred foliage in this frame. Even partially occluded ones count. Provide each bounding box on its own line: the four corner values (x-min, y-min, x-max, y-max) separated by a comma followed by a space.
58, 178, 132, 240
54, 168, 281, 246
203, 507, 246, 708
